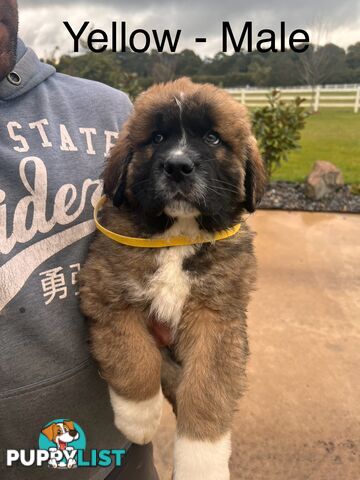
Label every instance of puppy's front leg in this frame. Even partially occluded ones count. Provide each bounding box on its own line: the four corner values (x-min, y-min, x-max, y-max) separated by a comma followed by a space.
90, 308, 163, 445
174, 310, 248, 480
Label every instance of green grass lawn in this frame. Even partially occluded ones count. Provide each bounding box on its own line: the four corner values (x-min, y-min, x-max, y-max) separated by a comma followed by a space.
271, 109, 360, 184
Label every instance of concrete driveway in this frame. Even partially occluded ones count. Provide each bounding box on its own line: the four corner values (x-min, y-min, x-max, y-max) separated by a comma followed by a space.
153, 210, 360, 479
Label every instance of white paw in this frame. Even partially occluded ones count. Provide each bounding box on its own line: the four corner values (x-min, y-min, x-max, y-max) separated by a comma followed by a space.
174, 432, 231, 480
109, 387, 163, 445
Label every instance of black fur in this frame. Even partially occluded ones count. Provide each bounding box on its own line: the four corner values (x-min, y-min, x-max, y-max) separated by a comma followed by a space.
113, 153, 133, 207
243, 154, 256, 213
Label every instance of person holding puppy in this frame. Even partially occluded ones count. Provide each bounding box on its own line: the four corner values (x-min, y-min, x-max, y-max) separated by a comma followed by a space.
0, 1, 159, 478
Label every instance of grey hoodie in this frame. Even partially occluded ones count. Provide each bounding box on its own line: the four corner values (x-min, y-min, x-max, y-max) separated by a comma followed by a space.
0, 40, 132, 479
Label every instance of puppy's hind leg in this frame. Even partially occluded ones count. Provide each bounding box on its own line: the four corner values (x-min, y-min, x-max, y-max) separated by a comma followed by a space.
90, 308, 163, 445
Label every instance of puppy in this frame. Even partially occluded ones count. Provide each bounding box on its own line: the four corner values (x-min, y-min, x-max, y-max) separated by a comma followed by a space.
80, 77, 266, 480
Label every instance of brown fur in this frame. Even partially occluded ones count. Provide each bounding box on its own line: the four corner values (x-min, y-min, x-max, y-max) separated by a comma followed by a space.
80, 78, 265, 444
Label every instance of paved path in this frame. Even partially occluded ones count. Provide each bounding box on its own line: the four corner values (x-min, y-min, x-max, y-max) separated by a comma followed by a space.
153, 210, 360, 479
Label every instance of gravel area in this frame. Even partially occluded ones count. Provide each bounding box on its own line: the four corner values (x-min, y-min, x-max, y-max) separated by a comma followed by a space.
259, 182, 360, 213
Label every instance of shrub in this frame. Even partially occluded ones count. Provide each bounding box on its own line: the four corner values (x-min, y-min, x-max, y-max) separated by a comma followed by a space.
252, 90, 309, 178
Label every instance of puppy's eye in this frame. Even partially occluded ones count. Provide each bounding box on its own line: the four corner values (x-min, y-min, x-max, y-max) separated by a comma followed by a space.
152, 132, 165, 144
204, 131, 221, 146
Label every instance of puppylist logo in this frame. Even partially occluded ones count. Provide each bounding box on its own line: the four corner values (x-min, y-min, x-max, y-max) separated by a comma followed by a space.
6, 419, 126, 469
39, 419, 84, 469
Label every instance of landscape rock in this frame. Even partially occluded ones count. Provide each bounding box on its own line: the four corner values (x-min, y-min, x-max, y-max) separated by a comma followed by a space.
305, 161, 344, 200
259, 181, 360, 213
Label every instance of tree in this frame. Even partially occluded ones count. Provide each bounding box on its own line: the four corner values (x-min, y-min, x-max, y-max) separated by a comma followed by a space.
346, 42, 360, 70
44, 38, 360, 92
46, 50, 142, 99
248, 61, 271, 86
174, 49, 203, 76
151, 52, 178, 82
267, 51, 300, 86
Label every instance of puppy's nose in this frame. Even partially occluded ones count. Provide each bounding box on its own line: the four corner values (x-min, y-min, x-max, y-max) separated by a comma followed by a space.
163, 155, 194, 182
69, 430, 77, 438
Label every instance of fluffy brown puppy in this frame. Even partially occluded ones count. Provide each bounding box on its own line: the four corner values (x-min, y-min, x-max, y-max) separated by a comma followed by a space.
80, 77, 266, 480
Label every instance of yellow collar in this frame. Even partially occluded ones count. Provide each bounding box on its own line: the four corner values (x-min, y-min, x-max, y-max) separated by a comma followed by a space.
94, 195, 241, 248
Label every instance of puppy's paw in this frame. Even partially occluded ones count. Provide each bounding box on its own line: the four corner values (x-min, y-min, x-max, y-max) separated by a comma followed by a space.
174, 432, 231, 480
109, 387, 163, 445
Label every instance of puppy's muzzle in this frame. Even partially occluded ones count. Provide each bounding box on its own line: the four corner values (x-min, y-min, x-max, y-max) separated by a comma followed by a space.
163, 153, 194, 183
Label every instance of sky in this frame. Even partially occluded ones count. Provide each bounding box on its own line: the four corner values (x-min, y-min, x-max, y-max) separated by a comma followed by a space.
18, 0, 360, 59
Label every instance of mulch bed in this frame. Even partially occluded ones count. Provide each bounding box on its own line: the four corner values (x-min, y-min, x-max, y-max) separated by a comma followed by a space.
259, 182, 360, 213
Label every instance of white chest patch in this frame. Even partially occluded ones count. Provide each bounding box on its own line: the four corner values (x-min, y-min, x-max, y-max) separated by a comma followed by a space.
145, 216, 198, 329
146, 245, 194, 328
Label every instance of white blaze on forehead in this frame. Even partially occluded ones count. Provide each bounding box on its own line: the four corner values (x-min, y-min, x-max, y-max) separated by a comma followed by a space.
174, 95, 187, 147
174, 92, 185, 109
174, 95, 183, 111
172, 149, 184, 156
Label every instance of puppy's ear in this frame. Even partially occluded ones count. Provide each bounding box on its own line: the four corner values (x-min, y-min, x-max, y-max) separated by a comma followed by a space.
102, 126, 132, 207
243, 136, 267, 213
41, 423, 57, 442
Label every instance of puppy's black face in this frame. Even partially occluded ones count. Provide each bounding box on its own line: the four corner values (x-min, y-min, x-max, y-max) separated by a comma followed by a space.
104, 78, 266, 232
130, 96, 244, 229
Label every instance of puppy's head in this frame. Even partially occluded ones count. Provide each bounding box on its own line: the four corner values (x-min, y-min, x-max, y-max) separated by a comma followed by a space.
103, 78, 266, 230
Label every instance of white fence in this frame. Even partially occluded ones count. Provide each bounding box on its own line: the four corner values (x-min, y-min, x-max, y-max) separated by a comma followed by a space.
226, 85, 360, 113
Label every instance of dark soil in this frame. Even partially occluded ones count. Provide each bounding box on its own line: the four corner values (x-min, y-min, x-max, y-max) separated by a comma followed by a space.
259, 182, 360, 213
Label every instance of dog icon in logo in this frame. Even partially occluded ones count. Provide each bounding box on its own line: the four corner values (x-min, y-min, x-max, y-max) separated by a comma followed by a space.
41, 420, 79, 468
